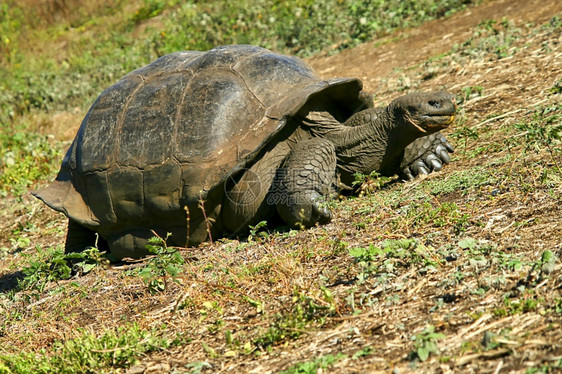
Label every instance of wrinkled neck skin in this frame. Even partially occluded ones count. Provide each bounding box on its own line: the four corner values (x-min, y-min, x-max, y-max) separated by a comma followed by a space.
304, 106, 423, 189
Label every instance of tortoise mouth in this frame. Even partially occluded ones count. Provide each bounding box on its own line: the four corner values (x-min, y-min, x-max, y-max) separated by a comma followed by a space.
422, 113, 456, 128
408, 113, 455, 133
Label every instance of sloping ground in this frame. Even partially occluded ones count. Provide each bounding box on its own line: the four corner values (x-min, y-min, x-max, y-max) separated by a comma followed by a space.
1, 0, 561, 373
309, 0, 559, 92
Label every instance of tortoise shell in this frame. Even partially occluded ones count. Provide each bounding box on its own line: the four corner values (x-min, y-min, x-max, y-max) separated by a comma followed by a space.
35, 45, 364, 253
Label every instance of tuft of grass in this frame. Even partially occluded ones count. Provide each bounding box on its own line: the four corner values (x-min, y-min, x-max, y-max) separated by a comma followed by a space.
0, 323, 177, 373
349, 239, 441, 284
514, 104, 562, 174
454, 18, 522, 60
426, 167, 492, 195
255, 291, 335, 349
396, 201, 470, 234
0, 129, 62, 197
17, 246, 107, 293
409, 325, 445, 362
135, 234, 186, 293
279, 353, 346, 374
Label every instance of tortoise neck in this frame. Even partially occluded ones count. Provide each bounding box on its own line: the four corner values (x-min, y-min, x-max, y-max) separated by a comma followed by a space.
330, 107, 421, 187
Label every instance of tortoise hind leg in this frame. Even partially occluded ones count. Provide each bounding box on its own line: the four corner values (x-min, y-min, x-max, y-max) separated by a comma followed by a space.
105, 229, 153, 261
274, 137, 337, 228
65, 219, 109, 254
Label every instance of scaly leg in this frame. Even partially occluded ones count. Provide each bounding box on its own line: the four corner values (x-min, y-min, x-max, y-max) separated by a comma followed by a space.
273, 138, 337, 228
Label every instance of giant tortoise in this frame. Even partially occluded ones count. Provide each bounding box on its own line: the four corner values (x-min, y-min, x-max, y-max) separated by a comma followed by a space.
34, 45, 456, 260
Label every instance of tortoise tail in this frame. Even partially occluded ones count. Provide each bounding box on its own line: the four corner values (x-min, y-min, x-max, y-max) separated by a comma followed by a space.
32, 175, 99, 229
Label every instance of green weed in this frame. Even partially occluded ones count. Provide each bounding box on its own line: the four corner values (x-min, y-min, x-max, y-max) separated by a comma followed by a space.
457, 237, 526, 272
136, 234, 185, 293
17, 246, 107, 293
0, 129, 62, 196
514, 104, 562, 174
18, 246, 71, 293
279, 353, 345, 374
353, 170, 393, 196
409, 325, 445, 362
458, 85, 484, 104
493, 293, 542, 317
349, 239, 440, 283
248, 220, 269, 242
0, 323, 175, 373
184, 361, 212, 374
455, 18, 521, 60
426, 167, 491, 196
398, 201, 470, 234
254, 291, 335, 348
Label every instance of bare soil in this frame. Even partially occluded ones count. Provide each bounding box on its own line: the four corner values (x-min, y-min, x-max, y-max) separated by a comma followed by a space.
1, 0, 562, 373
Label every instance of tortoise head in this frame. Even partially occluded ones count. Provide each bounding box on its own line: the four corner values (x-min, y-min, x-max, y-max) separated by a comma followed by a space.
389, 91, 457, 133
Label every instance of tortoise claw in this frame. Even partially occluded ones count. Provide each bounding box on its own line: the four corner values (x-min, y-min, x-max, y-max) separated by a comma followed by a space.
424, 153, 443, 171
436, 144, 451, 164
411, 160, 430, 176
402, 168, 415, 181
313, 201, 332, 225
401, 133, 455, 180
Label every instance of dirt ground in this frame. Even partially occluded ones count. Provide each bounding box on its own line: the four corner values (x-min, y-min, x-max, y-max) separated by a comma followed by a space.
1, 0, 562, 373
309, 0, 560, 92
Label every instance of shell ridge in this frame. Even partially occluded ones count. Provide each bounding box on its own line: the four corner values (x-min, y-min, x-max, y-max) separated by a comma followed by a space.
173, 70, 195, 155
114, 77, 147, 166
229, 66, 267, 111
104, 168, 117, 224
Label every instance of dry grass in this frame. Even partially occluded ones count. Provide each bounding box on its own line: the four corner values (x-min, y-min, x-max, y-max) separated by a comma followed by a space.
15, 0, 121, 27
1, 0, 562, 373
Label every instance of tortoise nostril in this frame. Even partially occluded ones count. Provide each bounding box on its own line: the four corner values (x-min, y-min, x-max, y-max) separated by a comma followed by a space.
428, 100, 441, 109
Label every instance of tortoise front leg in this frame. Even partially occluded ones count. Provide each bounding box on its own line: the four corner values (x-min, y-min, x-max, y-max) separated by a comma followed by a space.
272, 138, 337, 228
400, 132, 455, 180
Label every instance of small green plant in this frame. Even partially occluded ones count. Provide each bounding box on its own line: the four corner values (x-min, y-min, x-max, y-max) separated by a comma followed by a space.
452, 125, 479, 157
137, 234, 185, 293
550, 80, 562, 94
409, 325, 445, 362
514, 104, 562, 174
353, 170, 392, 196
65, 246, 108, 275
18, 246, 72, 292
184, 361, 212, 374
0, 323, 174, 372
349, 239, 440, 283
248, 220, 269, 241
459, 85, 484, 103
279, 353, 345, 374
494, 293, 542, 317
427, 167, 492, 196
527, 249, 558, 283
254, 292, 334, 348
352, 345, 374, 359
17, 245, 107, 293
398, 201, 470, 234
243, 296, 265, 314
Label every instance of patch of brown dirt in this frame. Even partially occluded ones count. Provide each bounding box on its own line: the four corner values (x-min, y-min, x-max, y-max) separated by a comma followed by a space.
309, 0, 560, 95
2, 1, 562, 373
